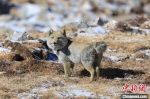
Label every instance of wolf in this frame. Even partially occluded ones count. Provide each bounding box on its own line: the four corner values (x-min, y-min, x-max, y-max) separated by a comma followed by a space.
47, 29, 107, 81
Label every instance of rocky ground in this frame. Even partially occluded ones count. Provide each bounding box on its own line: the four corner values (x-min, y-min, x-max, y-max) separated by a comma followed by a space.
0, 0, 150, 99
0, 16, 150, 99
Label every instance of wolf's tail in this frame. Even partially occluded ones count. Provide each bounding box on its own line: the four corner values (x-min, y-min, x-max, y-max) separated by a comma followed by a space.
93, 41, 107, 53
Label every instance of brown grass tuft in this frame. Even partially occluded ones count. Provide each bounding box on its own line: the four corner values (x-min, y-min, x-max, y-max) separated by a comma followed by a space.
134, 52, 147, 59
126, 16, 148, 27
116, 21, 133, 32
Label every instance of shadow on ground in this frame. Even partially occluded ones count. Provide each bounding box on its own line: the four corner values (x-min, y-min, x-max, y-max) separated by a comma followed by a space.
78, 68, 145, 79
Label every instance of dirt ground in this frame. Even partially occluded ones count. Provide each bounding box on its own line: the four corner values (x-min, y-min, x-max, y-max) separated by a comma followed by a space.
0, 17, 150, 99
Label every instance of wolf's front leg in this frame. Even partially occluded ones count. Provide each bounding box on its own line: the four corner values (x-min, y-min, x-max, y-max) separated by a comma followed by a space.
62, 61, 72, 78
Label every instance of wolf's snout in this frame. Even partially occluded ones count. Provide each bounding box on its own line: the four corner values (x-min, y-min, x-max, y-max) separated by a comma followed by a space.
53, 42, 57, 45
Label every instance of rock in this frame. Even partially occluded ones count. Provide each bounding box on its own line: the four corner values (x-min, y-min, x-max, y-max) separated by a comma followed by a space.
22, 39, 50, 60
11, 31, 25, 41
18, 32, 33, 41
0, 15, 12, 21
81, 1, 93, 11
0, 0, 15, 15
94, 17, 104, 26
3, 40, 50, 60
32, 47, 49, 60
77, 21, 89, 28
103, 20, 118, 29
91, 26, 108, 34
3, 40, 33, 60
144, 3, 150, 14
11, 31, 33, 41
126, 0, 141, 9
140, 21, 150, 29
76, 25, 108, 37
14, 3, 43, 19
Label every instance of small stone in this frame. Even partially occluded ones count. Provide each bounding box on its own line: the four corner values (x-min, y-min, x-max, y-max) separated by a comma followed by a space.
11, 31, 24, 41
144, 3, 150, 14
12, 31, 33, 41
94, 17, 104, 26
103, 20, 118, 29
77, 21, 89, 29
140, 21, 150, 29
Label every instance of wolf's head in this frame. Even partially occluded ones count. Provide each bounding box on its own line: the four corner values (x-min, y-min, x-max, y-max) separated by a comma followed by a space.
47, 29, 68, 50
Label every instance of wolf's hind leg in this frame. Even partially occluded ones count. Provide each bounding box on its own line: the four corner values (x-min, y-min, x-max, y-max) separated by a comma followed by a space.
84, 66, 95, 82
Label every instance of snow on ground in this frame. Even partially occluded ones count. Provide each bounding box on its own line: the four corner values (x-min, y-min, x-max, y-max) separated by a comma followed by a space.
78, 33, 97, 36
56, 89, 110, 98
0, 72, 6, 75
55, 87, 111, 98
18, 93, 42, 99
92, 26, 109, 34
0, 47, 11, 53
77, 26, 109, 37
131, 26, 150, 33
105, 55, 118, 62
31, 86, 50, 93
147, 86, 150, 92
25, 40, 39, 43
138, 49, 150, 58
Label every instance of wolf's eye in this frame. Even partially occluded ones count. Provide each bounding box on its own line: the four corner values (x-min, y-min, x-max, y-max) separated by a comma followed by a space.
58, 37, 62, 40
51, 37, 54, 39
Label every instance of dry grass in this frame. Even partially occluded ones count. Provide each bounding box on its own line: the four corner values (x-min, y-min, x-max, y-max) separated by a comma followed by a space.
126, 16, 148, 27
134, 52, 147, 59
0, 28, 150, 98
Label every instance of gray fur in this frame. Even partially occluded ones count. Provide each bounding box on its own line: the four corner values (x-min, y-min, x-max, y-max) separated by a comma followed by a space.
47, 29, 107, 81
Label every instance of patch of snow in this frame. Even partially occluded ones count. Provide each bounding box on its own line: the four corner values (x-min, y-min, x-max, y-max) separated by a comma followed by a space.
26, 15, 38, 23
107, 48, 117, 52
31, 87, 49, 93
33, 47, 42, 51
147, 86, 150, 92
106, 55, 118, 61
26, 40, 39, 43
130, 26, 140, 30
114, 77, 131, 81
56, 89, 108, 98
18, 93, 42, 99
145, 50, 150, 56
11, 31, 25, 41
10, 40, 21, 43
138, 49, 150, 59
131, 26, 150, 33
0, 22, 6, 27
92, 26, 109, 34
77, 26, 109, 36
70, 90, 94, 97
0, 47, 11, 53
78, 33, 96, 36
81, 2, 92, 11
0, 72, 6, 75
34, 27, 50, 32
49, 60, 61, 64
21, 3, 41, 18
135, 58, 144, 61
5, 22, 26, 32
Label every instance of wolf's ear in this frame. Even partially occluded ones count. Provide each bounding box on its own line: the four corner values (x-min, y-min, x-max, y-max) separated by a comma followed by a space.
61, 29, 66, 36
49, 29, 54, 36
